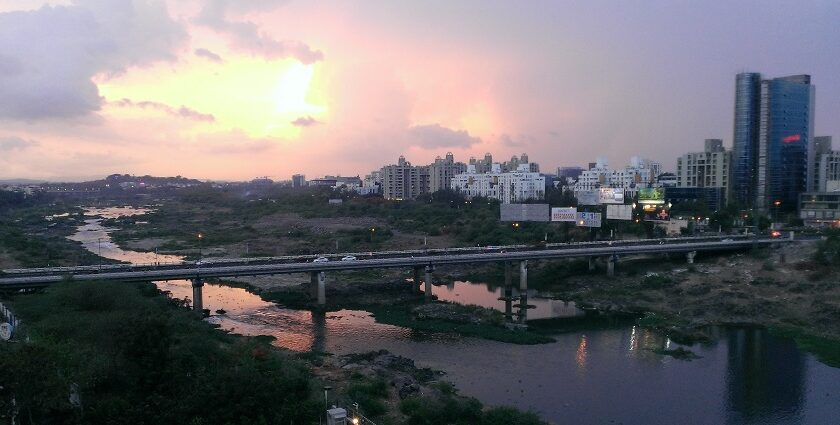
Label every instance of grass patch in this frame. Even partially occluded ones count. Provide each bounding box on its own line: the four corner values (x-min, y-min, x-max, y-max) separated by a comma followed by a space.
650, 347, 701, 361
770, 327, 840, 368
366, 303, 555, 345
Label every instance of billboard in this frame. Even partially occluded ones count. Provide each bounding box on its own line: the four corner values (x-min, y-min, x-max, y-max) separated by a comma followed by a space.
606, 204, 633, 220
576, 190, 599, 206
576, 211, 602, 227
551, 207, 578, 222
598, 188, 625, 204
643, 204, 670, 221
500, 203, 550, 222
638, 187, 665, 204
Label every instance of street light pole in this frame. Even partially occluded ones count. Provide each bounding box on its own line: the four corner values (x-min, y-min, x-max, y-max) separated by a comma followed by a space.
197, 233, 203, 266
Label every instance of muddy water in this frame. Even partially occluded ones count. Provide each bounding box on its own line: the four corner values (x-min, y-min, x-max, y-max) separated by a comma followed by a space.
74, 206, 840, 425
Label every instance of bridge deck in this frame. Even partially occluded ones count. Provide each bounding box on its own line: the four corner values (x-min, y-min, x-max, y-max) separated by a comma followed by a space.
0, 238, 788, 289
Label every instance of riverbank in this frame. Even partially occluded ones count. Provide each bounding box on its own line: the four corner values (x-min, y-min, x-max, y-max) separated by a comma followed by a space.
534, 241, 840, 366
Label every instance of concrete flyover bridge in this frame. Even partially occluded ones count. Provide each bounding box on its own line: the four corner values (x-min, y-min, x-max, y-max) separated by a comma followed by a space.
0, 236, 795, 309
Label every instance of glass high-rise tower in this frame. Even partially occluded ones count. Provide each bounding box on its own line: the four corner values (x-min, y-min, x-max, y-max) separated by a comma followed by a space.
731, 73, 762, 208
731, 73, 814, 212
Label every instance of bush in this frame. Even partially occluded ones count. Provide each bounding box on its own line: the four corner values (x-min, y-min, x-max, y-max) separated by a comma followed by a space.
0, 281, 319, 424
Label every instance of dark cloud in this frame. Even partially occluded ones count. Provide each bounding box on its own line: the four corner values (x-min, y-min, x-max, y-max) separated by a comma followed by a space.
408, 124, 481, 149
0, 1, 187, 121
194, 48, 224, 63
291, 116, 320, 127
114, 98, 215, 122
0, 136, 39, 151
194, 0, 323, 64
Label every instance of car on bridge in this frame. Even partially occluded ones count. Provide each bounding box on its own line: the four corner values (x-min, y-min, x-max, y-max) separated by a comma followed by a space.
341, 255, 357, 261
312, 256, 329, 263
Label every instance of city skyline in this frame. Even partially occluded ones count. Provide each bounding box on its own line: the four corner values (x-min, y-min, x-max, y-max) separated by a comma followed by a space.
1, 0, 839, 181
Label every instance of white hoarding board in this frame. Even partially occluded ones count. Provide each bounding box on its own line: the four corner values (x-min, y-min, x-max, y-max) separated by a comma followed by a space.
606, 204, 633, 220
576, 211, 602, 227
576, 190, 600, 206
598, 188, 625, 204
551, 207, 578, 222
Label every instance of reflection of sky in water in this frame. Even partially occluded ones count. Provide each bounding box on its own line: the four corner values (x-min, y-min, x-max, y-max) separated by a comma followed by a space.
68, 206, 184, 265
431, 280, 584, 320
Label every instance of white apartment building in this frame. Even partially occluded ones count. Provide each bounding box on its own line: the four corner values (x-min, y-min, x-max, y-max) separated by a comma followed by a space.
817, 150, 840, 192
450, 164, 545, 204
573, 156, 657, 197
675, 139, 730, 189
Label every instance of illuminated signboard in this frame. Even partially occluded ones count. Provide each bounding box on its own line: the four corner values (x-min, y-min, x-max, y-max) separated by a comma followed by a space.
637, 187, 665, 204
643, 205, 670, 221
783, 134, 801, 143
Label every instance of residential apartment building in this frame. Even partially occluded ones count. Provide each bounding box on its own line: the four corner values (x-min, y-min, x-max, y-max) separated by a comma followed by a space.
675, 139, 730, 189
812, 136, 834, 191
450, 164, 545, 204
573, 156, 658, 197
381, 156, 429, 200
428, 152, 467, 192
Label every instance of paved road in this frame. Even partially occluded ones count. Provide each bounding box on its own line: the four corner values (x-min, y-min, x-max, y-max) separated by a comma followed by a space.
0, 237, 790, 289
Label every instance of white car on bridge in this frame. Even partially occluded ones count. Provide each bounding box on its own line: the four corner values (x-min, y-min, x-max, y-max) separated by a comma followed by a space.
341, 255, 357, 261
312, 256, 329, 263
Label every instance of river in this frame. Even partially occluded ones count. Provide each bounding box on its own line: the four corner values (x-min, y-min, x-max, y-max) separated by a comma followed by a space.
70, 206, 840, 425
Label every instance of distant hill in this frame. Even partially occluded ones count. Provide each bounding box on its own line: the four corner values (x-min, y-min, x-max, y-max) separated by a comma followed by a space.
0, 178, 47, 185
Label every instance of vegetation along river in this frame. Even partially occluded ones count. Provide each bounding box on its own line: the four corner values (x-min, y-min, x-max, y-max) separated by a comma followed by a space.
70, 206, 840, 424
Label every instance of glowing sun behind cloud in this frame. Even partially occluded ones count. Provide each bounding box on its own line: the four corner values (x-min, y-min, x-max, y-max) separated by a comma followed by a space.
96, 57, 326, 140
274, 62, 323, 115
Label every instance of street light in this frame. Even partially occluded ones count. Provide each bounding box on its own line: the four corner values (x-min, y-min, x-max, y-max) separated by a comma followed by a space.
774, 200, 782, 223
369, 227, 375, 242
197, 233, 203, 265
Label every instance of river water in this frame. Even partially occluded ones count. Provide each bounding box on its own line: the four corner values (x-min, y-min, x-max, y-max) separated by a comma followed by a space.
72, 207, 840, 425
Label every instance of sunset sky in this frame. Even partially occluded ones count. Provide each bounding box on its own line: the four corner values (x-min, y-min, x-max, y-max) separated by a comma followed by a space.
1, 0, 839, 181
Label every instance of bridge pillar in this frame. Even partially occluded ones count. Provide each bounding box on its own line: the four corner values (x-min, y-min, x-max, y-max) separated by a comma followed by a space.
504, 261, 512, 287
519, 260, 528, 291
588, 257, 596, 272
424, 265, 434, 300
413, 266, 423, 294
779, 251, 786, 264
686, 251, 697, 264
191, 278, 204, 313
317, 272, 326, 306
310, 272, 319, 300
607, 255, 617, 277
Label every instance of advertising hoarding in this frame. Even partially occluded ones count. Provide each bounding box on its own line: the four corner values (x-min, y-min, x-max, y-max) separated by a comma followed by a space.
598, 188, 625, 204
576, 211, 602, 227
551, 207, 578, 222
606, 204, 633, 220
642, 204, 670, 221
499, 203, 550, 222
638, 187, 666, 204
576, 190, 600, 206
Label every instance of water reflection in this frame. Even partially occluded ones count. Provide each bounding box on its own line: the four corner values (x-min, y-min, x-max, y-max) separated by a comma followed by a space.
68, 207, 184, 265
430, 280, 584, 321
726, 328, 807, 424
